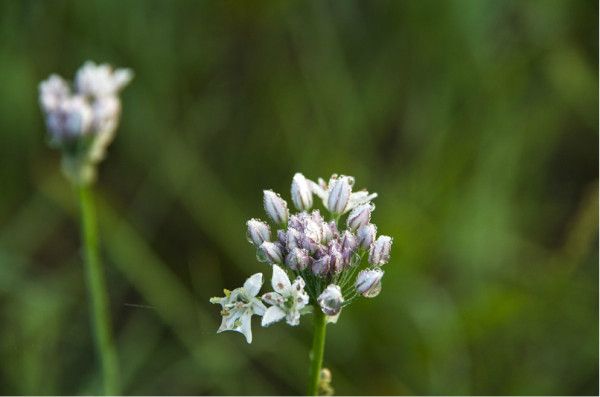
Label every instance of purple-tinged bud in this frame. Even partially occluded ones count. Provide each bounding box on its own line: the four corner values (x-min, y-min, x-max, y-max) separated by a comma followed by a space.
246, 219, 271, 246
368, 235, 393, 265
340, 231, 357, 255
258, 241, 283, 264
291, 173, 313, 210
317, 284, 344, 316
326, 176, 353, 215
287, 228, 302, 250
285, 248, 310, 271
46, 96, 93, 141
346, 203, 374, 231
277, 229, 287, 245
321, 222, 334, 243
357, 224, 377, 250
301, 235, 320, 254
311, 255, 330, 276
329, 247, 344, 273
355, 269, 384, 297
263, 190, 289, 225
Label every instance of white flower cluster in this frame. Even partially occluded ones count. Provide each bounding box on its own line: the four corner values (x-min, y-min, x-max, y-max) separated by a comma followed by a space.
211, 173, 392, 343
39, 61, 133, 185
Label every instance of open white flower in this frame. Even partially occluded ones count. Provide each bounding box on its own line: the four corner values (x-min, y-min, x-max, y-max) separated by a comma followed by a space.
209, 273, 267, 343
261, 265, 309, 327
310, 175, 378, 214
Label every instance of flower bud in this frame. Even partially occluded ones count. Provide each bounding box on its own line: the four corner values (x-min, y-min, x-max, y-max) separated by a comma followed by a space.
263, 190, 289, 225
355, 269, 384, 297
258, 241, 283, 264
357, 224, 377, 250
346, 203, 374, 230
291, 173, 313, 210
39, 75, 70, 112
311, 255, 330, 276
46, 96, 93, 142
368, 235, 393, 265
326, 176, 352, 215
340, 230, 357, 255
317, 284, 344, 316
329, 247, 344, 273
321, 222, 334, 243
285, 248, 310, 271
277, 229, 287, 245
246, 219, 271, 246
286, 228, 302, 250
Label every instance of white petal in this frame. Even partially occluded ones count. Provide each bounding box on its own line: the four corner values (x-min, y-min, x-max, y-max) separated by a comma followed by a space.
261, 306, 286, 327
239, 312, 254, 343
286, 310, 301, 326
309, 179, 327, 200
271, 264, 291, 294
262, 291, 284, 306
243, 273, 263, 297
251, 299, 267, 316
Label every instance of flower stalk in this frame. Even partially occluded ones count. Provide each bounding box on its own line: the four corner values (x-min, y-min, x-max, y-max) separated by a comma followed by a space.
79, 184, 120, 395
39, 61, 132, 395
308, 308, 327, 396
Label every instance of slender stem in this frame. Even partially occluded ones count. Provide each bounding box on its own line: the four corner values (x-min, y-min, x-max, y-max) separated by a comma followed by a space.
307, 308, 327, 396
79, 185, 120, 395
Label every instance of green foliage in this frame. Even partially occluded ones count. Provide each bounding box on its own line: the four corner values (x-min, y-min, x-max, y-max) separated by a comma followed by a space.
0, 0, 597, 394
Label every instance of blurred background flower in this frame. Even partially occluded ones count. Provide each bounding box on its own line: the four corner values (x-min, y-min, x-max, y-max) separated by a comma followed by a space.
0, 0, 597, 395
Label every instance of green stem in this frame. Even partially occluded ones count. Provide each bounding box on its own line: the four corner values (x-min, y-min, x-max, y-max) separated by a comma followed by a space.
307, 308, 327, 396
79, 185, 120, 395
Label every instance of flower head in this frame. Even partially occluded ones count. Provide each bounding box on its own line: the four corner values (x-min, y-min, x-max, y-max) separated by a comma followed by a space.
210, 273, 267, 343
39, 61, 132, 185
261, 265, 309, 326
212, 173, 392, 344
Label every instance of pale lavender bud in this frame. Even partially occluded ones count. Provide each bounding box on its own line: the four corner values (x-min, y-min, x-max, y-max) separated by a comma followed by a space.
346, 203, 374, 231
46, 96, 93, 141
258, 241, 283, 264
340, 230, 357, 255
357, 224, 377, 250
321, 222, 334, 243
317, 284, 344, 316
311, 255, 330, 275
91, 95, 121, 133
277, 229, 287, 245
287, 228, 302, 249
246, 218, 271, 246
285, 248, 310, 271
291, 173, 313, 210
329, 247, 344, 273
287, 213, 303, 230
326, 176, 352, 214
368, 235, 393, 265
263, 190, 289, 225
355, 269, 384, 297
39, 75, 70, 112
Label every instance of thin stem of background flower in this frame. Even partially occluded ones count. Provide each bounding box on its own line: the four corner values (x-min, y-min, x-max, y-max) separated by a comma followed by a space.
307, 309, 327, 396
79, 185, 120, 395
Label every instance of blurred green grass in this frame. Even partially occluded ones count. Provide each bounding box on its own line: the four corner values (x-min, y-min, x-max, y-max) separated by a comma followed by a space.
0, 0, 597, 395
